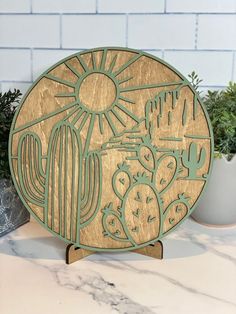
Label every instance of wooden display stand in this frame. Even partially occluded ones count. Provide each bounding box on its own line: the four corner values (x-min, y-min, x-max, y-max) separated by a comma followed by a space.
66, 241, 163, 264
9, 47, 213, 263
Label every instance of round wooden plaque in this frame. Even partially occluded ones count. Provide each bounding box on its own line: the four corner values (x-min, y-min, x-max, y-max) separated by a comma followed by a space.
9, 47, 213, 251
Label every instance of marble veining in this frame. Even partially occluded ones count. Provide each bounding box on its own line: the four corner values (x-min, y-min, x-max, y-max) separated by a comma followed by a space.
0, 218, 236, 314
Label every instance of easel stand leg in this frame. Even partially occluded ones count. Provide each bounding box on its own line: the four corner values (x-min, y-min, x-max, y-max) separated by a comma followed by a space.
66, 241, 163, 264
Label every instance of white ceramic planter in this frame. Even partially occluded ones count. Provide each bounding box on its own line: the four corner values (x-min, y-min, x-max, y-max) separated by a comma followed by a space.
191, 155, 236, 226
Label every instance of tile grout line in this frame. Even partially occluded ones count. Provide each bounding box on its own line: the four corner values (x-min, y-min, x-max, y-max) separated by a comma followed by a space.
1, 12, 236, 16
231, 52, 235, 81
30, 48, 33, 82
30, 0, 33, 14
0, 47, 235, 53
126, 14, 129, 47
194, 14, 199, 49
0, 80, 227, 89
59, 14, 62, 49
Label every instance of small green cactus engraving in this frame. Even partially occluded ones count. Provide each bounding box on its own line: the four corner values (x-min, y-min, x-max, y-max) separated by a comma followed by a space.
182, 142, 206, 179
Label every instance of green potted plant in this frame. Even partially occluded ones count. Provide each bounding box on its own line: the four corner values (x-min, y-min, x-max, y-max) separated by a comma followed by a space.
0, 89, 30, 236
189, 73, 236, 226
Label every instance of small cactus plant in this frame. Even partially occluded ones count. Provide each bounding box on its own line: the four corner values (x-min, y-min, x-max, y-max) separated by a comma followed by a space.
182, 142, 206, 179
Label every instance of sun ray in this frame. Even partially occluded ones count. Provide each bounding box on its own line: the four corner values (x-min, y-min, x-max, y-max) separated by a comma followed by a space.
63, 107, 80, 122
76, 54, 89, 72
119, 95, 135, 104
99, 48, 107, 70
91, 52, 97, 70
71, 108, 84, 125
108, 54, 118, 74
118, 76, 133, 85
116, 103, 140, 123
111, 108, 126, 127
13, 100, 78, 134
83, 114, 95, 155
44, 74, 75, 88
65, 62, 81, 78
77, 111, 89, 132
104, 112, 118, 136
120, 80, 186, 93
98, 114, 104, 134
55, 92, 77, 98
114, 53, 142, 77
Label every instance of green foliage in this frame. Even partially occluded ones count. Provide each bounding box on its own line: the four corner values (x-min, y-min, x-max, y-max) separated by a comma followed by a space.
0, 89, 22, 179
188, 72, 236, 160
204, 83, 236, 160
188, 71, 203, 93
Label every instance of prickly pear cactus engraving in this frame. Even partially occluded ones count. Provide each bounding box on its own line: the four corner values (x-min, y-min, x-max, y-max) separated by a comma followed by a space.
9, 47, 213, 251
103, 171, 162, 246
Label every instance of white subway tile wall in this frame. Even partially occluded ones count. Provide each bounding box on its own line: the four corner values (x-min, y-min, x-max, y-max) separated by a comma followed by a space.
0, 0, 235, 94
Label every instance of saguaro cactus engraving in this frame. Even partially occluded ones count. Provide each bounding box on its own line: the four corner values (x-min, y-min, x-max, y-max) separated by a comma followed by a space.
17, 121, 102, 243
17, 132, 46, 208
182, 142, 206, 179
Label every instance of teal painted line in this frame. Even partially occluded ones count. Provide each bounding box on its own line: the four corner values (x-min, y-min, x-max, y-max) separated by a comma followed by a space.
83, 113, 95, 155
184, 134, 211, 139
108, 54, 118, 73
71, 108, 84, 125
182, 99, 187, 126
193, 94, 197, 120
64, 125, 68, 238
81, 154, 92, 209
120, 80, 185, 93
75, 128, 82, 244
65, 62, 81, 78
50, 128, 59, 231
77, 111, 89, 132
55, 92, 76, 98
116, 102, 140, 123
118, 76, 133, 85
119, 95, 135, 104
81, 150, 90, 206
104, 111, 117, 136
70, 127, 75, 241
76, 54, 89, 72
28, 135, 44, 197
159, 137, 183, 141
63, 107, 80, 122
58, 125, 64, 236
98, 114, 104, 134
44, 74, 75, 88
81, 153, 102, 227
114, 53, 141, 77
92, 51, 97, 70
168, 111, 172, 126
13, 101, 78, 134
111, 108, 126, 127
33, 138, 45, 188
99, 48, 107, 70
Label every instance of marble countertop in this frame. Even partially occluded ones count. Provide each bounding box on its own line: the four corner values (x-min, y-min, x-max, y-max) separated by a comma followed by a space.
0, 218, 235, 314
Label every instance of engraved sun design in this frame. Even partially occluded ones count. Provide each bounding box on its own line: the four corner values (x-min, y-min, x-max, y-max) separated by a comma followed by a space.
12, 48, 187, 155
43, 49, 144, 155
